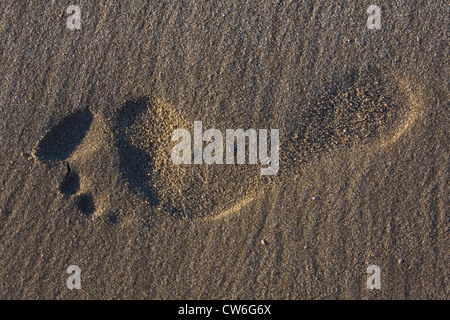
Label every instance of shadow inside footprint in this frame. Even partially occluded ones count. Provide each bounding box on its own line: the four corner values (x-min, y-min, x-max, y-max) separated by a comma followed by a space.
76, 194, 95, 217
115, 98, 159, 206
35, 108, 93, 161
106, 212, 119, 225
59, 171, 80, 197
113, 96, 261, 220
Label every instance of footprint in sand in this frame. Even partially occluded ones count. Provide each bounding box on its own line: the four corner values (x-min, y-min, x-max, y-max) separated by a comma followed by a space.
34, 69, 422, 222
112, 70, 422, 221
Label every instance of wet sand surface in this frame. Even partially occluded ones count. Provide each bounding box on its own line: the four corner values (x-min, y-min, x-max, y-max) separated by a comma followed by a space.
0, 1, 448, 299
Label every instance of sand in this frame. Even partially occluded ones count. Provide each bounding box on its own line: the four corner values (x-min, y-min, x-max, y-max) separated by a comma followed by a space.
0, 1, 448, 299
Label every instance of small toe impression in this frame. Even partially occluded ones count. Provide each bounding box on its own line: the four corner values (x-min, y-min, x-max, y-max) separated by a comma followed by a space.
76, 193, 95, 217
59, 171, 80, 197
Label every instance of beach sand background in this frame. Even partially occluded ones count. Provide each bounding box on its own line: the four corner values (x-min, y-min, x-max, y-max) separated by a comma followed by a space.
0, 1, 448, 299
